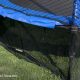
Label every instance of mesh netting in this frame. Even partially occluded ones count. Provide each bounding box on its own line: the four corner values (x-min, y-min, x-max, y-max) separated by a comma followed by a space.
0, 17, 71, 80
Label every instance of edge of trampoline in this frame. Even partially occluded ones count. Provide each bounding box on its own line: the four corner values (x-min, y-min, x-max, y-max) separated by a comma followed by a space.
0, 0, 71, 28
0, 6, 64, 28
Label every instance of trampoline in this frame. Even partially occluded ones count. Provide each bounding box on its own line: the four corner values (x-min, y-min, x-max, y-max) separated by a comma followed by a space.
0, 0, 80, 28
0, 0, 80, 80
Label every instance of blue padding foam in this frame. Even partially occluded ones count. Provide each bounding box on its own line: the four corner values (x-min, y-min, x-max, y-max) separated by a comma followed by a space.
1, 0, 79, 28
74, 0, 80, 28
0, 6, 62, 28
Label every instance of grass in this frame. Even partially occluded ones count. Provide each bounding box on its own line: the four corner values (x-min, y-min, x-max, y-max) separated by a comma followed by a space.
71, 58, 80, 80
26, 50, 69, 77
0, 45, 61, 80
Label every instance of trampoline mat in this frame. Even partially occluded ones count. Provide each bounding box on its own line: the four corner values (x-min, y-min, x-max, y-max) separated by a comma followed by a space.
10, 0, 74, 16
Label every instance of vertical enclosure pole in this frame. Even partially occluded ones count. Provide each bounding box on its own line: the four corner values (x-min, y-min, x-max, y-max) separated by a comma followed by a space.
68, 0, 78, 79
68, 26, 79, 80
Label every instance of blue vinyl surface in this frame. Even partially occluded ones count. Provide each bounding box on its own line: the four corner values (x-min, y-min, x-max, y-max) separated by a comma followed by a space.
0, 0, 80, 28
74, 0, 80, 28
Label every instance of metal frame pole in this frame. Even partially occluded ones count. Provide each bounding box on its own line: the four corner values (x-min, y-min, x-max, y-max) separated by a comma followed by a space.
68, 26, 79, 80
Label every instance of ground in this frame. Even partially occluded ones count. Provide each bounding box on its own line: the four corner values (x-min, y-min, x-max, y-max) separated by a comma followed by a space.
0, 45, 61, 80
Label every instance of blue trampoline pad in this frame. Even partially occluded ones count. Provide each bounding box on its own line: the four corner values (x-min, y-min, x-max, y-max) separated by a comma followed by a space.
0, 0, 80, 28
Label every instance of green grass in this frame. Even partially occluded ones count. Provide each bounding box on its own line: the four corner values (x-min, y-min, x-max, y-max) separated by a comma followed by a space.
26, 50, 69, 77
71, 58, 80, 80
0, 45, 61, 80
